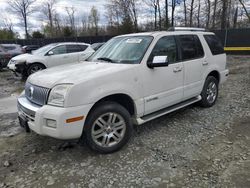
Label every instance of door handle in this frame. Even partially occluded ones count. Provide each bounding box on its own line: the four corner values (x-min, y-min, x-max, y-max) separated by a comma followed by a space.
173, 67, 182, 73
63, 56, 69, 58
202, 61, 208, 66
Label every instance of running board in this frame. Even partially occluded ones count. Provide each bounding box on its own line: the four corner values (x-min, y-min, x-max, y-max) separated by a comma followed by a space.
135, 95, 201, 125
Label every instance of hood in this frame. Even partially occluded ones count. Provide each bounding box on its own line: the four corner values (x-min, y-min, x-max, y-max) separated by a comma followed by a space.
12, 53, 33, 62
28, 62, 136, 88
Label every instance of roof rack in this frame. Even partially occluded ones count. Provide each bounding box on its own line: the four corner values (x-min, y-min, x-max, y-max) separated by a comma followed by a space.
168, 27, 206, 32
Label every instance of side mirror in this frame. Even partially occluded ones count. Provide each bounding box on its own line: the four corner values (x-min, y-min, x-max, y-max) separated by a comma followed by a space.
148, 56, 169, 68
47, 51, 54, 56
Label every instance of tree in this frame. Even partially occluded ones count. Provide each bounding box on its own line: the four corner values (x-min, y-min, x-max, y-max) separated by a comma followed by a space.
239, 0, 250, 22
88, 6, 100, 36
8, 0, 36, 39
32, 31, 44, 38
0, 29, 16, 40
165, 0, 169, 28
41, 0, 57, 37
65, 6, 76, 34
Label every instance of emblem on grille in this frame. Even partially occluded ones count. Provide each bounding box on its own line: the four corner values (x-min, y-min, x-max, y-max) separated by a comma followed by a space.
28, 86, 34, 99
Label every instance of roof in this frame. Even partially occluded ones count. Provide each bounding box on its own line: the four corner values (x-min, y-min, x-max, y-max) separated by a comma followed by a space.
118, 30, 215, 38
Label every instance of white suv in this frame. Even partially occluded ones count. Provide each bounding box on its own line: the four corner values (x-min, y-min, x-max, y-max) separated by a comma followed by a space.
8, 42, 94, 76
17, 28, 229, 153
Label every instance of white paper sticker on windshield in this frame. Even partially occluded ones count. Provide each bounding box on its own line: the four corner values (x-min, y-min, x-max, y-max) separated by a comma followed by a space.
126, 38, 142, 44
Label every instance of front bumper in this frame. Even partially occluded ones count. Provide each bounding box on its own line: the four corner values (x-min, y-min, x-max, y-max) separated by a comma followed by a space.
17, 95, 93, 140
8, 62, 27, 74
220, 69, 229, 84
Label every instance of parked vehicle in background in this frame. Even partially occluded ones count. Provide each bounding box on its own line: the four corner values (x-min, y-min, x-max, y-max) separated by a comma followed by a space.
22, 45, 40, 53
8, 42, 95, 77
91, 42, 105, 51
1, 44, 24, 57
0, 45, 11, 69
17, 28, 229, 153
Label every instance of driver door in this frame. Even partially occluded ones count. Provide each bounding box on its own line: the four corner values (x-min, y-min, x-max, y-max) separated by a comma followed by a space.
142, 36, 184, 115
46, 45, 69, 68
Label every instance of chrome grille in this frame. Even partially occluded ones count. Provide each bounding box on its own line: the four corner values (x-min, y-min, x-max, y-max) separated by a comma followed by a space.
25, 82, 50, 106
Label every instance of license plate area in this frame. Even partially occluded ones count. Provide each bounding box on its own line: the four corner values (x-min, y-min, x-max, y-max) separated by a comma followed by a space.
18, 115, 30, 133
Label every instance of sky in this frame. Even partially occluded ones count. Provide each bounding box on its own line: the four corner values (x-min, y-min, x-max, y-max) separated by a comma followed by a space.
0, 0, 108, 37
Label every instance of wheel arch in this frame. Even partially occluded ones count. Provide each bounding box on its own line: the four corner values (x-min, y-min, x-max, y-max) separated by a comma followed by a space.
206, 70, 220, 83
27, 62, 47, 69
84, 93, 137, 126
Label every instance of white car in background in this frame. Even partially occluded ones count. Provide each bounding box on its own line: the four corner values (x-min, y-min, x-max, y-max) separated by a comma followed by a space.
8, 42, 95, 76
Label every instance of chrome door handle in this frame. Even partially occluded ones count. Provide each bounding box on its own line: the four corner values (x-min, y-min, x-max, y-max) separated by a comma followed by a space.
202, 61, 208, 66
173, 67, 182, 73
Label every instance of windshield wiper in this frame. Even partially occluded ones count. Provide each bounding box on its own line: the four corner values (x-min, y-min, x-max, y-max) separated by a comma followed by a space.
97, 57, 114, 63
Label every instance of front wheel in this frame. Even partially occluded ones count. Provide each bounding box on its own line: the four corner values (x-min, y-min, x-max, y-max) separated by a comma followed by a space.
84, 102, 133, 154
199, 76, 219, 107
27, 63, 45, 76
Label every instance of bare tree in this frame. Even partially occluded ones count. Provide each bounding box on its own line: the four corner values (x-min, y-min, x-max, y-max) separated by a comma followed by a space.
165, 0, 169, 28
205, 0, 211, 28
239, 0, 250, 22
8, 0, 36, 39
41, 0, 57, 37
65, 6, 76, 33
183, 0, 187, 26
189, 0, 195, 27
171, 0, 177, 26
88, 6, 100, 36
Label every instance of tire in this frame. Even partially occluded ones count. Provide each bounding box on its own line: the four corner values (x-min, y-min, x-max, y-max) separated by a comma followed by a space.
199, 76, 219, 107
27, 63, 45, 76
84, 101, 133, 154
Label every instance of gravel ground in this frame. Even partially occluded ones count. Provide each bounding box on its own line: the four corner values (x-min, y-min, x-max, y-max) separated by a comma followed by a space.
0, 55, 249, 188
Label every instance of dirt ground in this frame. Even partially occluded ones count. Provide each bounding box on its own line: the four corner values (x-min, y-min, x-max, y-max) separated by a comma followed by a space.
0, 56, 249, 188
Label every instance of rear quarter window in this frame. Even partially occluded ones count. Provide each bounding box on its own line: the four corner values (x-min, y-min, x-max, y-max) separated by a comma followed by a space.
204, 35, 224, 55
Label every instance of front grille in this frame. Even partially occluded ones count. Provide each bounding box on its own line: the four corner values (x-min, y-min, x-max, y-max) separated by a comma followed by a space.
25, 82, 50, 106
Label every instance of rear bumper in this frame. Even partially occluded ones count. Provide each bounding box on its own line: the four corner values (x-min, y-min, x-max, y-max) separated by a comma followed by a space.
220, 69, 229, 84
18, 95, 93, 140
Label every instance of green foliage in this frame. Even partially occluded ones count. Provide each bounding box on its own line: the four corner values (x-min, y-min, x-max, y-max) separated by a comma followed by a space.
62, 26, 74, 37
0, 29, 16, 40
32, 31, 44, 39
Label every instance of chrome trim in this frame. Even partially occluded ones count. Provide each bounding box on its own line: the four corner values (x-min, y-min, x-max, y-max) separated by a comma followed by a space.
18, 95, 41, 120
25, 82, 50, 106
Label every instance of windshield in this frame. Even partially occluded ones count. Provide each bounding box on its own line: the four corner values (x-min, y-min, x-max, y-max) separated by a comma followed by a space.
32, 44, 58, 55
88, 36, 153, 64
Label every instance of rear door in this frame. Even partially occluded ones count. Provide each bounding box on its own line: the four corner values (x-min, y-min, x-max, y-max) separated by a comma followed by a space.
177, 35, 206, 100
66, 45, 83, 63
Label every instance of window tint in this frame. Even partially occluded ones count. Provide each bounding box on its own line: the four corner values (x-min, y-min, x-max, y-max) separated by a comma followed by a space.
148, 36, 177, 64
66, 45, 82, 53
79, 45, 88, 51
3, 46, 16, 50
50, 45, 67, 55
178, 35, 204, 60
204, 35, 224, 55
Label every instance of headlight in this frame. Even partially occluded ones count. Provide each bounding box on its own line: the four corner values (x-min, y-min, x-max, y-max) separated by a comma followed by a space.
47, 84, 73, 107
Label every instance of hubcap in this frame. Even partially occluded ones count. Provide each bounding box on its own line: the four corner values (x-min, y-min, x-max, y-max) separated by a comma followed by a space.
91, 113, 126, 148
30, 66, 43, 74
206, 82, 217, 104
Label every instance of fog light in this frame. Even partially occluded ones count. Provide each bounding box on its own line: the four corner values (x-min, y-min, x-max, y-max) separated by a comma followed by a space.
46, 119, 57, 128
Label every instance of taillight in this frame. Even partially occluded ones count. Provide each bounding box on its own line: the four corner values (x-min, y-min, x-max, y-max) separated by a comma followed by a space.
22, 48, 26, 53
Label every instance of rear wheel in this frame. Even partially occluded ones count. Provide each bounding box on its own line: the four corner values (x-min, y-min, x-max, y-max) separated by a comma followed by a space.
84, 101, 133, 153
199, 76, 219, 107
27, 63, 45, 76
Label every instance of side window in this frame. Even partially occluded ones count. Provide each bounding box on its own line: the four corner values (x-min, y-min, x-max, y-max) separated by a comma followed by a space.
66, 45, 82, 53
178, 35, 204, 61
50, 45, 67, 55
204, 35, 224, 55
79, 45, 88, 51
148, 36, 177, 64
